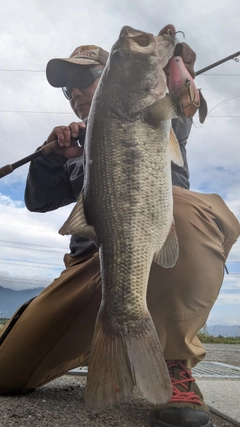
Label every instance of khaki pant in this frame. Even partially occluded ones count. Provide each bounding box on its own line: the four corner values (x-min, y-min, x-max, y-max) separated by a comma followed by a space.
0, 187, 239, 393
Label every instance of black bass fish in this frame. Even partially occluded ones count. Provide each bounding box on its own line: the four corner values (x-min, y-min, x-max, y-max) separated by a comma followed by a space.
59, 25, 189, 410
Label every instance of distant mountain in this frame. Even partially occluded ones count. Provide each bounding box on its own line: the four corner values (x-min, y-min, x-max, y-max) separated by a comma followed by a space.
1, 286, 240, 338
207, 324, 240, 337
0, 285, 44, 318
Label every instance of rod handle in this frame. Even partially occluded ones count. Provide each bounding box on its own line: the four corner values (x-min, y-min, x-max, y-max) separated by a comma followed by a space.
40, 139, 59, 155
0, 164, 14, 178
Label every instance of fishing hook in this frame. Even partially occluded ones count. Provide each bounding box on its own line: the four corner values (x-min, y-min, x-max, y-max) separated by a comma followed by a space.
175, 31, 185, 39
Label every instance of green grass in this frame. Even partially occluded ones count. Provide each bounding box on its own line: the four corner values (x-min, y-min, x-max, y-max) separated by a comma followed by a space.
0, 318, 9, 329
0, 323, 6, 330
1, 321, 240, 344
197, 331, 240, 344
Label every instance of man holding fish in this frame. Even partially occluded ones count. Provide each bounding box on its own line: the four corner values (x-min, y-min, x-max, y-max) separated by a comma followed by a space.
0, 24, 239, 427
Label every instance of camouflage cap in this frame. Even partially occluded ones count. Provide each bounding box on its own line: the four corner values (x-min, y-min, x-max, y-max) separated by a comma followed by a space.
46, 45, 109, 87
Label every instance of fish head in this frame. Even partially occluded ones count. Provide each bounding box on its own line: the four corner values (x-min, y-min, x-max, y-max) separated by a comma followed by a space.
101, 26, 177, 113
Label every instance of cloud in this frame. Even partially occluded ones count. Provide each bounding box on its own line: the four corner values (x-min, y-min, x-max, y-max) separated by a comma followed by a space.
0, 0, 239, 325
0, 194, 71, 289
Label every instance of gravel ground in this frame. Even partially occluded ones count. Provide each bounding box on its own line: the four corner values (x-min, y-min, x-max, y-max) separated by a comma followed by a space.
1, 344, 239, 427
204, 343, 240, 367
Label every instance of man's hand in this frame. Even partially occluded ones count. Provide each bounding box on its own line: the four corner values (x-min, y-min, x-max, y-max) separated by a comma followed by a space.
45, 121, 86, 159
159, 24, 196, 79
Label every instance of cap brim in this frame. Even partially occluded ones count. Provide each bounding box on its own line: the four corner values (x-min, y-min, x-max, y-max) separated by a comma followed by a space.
46, 57, 101, 87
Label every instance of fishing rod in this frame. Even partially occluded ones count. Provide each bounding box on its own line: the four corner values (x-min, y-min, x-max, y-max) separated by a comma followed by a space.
0, 139, 58, 179
196, 50, 240, 76
0, 132, 85, 179
0, 50, 239, 179
0, 133, 86, 178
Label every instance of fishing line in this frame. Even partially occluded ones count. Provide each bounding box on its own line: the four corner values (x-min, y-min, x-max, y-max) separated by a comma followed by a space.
192, 95, 240, 128
207, 96, 240, 115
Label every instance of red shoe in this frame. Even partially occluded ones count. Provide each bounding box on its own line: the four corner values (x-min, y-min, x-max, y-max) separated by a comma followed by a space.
150, 360, 211, 427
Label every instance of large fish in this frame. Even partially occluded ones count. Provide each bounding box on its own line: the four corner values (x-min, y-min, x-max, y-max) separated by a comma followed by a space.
59, 26, 191, 410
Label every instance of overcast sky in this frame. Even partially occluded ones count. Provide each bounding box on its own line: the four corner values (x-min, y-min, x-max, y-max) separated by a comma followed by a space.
0, 0, 239, 326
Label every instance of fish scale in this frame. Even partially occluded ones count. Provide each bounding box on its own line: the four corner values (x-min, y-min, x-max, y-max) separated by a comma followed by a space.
59, 25, 192, 410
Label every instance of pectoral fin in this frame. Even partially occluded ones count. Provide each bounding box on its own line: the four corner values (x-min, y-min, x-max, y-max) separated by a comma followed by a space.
59, 192, 98, 246
170, 127, 184, 167
143, 93, 179, 126
154, 221, 179, 268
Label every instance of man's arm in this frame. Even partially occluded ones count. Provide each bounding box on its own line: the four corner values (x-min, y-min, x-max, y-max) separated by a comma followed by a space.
171, 116, 192, 189
25, 121, 85, 212
24, 152, 84, 212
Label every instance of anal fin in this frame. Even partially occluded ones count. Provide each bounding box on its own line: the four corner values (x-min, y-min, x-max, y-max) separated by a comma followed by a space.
154, 220, 179, 268
170, 127, 184, 167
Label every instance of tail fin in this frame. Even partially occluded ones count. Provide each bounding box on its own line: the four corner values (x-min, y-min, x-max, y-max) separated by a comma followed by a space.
85, 312, 134, 410
126, 315, 172, 405
85, 311, 172, 410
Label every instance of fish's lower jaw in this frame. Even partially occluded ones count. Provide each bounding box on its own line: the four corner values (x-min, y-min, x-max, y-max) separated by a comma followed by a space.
84, 313, 172, 410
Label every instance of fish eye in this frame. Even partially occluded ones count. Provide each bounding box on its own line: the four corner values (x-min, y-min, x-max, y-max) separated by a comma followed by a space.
132, 35, 150, 47
111, 49, 124, 61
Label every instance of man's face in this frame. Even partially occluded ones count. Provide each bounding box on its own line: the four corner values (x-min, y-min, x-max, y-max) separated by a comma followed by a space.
69, 78, 100, 120
63, 65, 104, 120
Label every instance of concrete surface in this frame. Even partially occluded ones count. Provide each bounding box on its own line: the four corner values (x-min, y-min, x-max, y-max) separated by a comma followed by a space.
194, 344, 240, 425
67, 358, 240, 425
1, 344, 240, 426
67, 362, 240, 425
197, 378, 240, 425
1, 374, 240, 426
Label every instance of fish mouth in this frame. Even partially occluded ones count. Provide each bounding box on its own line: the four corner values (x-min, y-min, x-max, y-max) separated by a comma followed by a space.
118, 26, 155, 52
116, 25, 176, 62
119, 26, 153, 47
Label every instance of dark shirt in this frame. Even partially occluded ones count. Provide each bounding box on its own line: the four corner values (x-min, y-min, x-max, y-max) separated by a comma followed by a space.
24, 117, 192, 257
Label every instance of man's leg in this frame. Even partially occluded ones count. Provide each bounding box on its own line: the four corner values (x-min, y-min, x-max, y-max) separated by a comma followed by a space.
148, 186, 240, 426
147, 186, 240, 367
0, 250, 101, 393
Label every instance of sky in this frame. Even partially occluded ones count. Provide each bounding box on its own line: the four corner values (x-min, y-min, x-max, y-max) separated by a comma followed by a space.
0, 0, 239, 326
